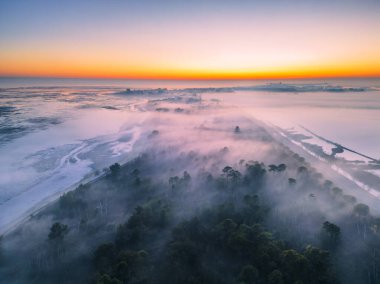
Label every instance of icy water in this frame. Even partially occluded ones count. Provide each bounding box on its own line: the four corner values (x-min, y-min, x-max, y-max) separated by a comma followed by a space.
0, 77, 380, 233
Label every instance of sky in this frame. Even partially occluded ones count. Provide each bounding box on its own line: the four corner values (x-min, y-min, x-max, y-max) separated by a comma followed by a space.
0, 0, 380, 79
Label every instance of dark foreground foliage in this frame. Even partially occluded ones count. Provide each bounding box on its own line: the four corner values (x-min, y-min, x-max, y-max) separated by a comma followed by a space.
1, 147, 380, 284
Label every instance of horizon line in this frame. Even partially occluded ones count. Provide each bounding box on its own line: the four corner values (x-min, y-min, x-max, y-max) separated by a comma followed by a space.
1, 74, 380, 81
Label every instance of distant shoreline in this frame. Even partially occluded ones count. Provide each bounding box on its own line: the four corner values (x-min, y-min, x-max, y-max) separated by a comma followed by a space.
1, 76, 379, 89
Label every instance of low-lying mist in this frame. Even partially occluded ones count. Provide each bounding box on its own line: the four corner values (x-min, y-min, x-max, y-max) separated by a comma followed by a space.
0, 85, 380, 284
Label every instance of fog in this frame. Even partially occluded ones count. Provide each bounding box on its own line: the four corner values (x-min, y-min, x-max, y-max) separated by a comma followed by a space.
0, 79, 380, 283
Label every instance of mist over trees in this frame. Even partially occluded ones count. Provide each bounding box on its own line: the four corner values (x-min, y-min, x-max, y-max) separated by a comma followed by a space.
1, 140, 379, 283
0, 109, 379, 284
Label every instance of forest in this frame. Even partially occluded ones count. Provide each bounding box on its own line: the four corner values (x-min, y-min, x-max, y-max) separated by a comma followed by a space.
1, 127, 380, 284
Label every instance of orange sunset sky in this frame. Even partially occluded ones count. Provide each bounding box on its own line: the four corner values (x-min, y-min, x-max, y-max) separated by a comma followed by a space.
0, 0, 380, 80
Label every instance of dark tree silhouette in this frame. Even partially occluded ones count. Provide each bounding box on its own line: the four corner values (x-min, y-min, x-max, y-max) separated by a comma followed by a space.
321, 221, 341, 249
48, 222, 68, 241
354, 203, 370, 217
109, 163, 121, 176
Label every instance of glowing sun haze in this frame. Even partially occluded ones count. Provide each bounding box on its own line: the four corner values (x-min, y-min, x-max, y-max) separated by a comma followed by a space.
1, 0, 379, 79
